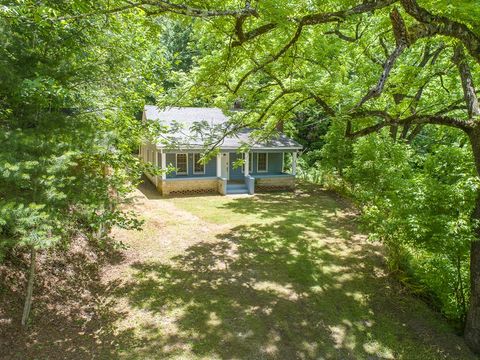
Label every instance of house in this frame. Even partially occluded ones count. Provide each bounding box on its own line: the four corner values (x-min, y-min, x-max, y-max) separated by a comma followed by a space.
140, 106, 302, 196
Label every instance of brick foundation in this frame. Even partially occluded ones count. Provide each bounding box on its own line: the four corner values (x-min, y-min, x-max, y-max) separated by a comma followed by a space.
157, 178, 220, 196
255, 176, 295, 192
153, 176, 295, 196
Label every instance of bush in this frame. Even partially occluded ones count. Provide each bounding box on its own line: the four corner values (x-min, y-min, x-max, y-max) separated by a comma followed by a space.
301, 125, 476, 325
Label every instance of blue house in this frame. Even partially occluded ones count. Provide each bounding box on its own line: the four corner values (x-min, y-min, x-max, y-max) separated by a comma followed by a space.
140, 106, 302, 195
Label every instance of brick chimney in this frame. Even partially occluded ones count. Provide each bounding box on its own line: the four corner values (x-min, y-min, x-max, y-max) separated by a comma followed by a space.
276, 120, 284, 132
233, 99, 243, 110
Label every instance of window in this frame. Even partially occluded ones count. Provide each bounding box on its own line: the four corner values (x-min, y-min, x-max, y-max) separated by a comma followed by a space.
193, 153, 204, 174
257, 153, 268, 172
176, 153, 188, 175
241, 153, 253, 173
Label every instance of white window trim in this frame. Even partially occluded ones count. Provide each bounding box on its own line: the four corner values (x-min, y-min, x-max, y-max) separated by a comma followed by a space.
257, 152, 268, 173
193, 153, 205, 174
241, 152, 253, 173
176, 153, 188, 175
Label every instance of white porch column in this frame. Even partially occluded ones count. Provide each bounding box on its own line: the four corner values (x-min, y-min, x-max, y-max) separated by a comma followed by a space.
154, 149, 159, 186
292, 152, 297, 176
244, 152, 249, 176
216, 153, 222, 177
161, 151, 166, 180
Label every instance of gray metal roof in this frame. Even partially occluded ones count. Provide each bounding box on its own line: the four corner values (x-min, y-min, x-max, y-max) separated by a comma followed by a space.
143, 106, 302, 150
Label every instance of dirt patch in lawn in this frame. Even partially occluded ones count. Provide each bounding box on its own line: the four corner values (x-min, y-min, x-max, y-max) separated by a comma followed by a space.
0, 238, 127, 359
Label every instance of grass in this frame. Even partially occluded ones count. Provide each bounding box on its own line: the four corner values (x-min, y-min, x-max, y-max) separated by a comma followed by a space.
1, 180, 476, 359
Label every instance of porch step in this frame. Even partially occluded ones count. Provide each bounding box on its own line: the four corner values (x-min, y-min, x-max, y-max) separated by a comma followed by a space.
226, 183, 249, 195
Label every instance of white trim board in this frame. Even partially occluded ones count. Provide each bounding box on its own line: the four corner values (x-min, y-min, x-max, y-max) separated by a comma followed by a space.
241, 152, 253, 173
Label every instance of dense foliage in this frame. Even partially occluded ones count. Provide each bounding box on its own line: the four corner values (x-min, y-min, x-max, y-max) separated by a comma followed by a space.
0, 1, 166, 323
1, 0, 480, 353
315, 125, 476, 323
149, 0, 480, 351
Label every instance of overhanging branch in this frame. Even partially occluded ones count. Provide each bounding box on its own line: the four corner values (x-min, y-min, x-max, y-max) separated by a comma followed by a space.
232, 23, 277, 47
356, 7, 409, 107
453, 44, 480, 118
400, 0, 480, 64
56, 0, 258, 21
232, 0, 397, 48
346, 111, 474, 139
232, 24, 303, 93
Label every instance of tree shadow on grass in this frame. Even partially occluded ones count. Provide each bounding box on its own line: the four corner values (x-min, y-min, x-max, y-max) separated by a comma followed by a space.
116, 186, 474, 359
0, 239, 137, 360
2, 184, 473, 359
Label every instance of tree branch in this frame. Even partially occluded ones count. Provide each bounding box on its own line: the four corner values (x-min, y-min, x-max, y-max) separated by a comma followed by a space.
56, 0, 257, 21
325, 22, 364, 42
301, 0, 398, 26
346, 111, 474, 139
310, 93, 336, 117
452, 44, 480, 118
232, 23, 277, 47
400, 0, 480, 64
406, 124, 424, 142
233, 24, 303, 93
256, 89, 302, 123
232, 0, 397, 47
356, 7, 409, 107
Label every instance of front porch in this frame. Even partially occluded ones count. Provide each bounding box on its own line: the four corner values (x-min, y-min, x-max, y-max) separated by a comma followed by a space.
140, 147, 299, 196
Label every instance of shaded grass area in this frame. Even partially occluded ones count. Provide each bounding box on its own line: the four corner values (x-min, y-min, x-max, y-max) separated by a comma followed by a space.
0, 180, 475, 359
0, 239, 129, 359
114, 182, 473, 359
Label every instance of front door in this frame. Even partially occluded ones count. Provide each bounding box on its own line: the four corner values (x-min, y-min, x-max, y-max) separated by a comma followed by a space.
221, 152, 229, 180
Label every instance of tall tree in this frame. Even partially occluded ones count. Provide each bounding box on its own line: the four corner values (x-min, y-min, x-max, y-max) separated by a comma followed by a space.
4, 0, 480, 352
0, 1, 161, 324
122, 0, 480, 352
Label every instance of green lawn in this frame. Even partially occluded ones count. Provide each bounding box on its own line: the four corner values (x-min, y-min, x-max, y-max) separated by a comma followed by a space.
108, 181, 474, 359
2, 180, 474, 359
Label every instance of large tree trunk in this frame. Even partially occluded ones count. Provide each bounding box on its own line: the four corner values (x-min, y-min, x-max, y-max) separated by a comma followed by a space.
465, 129, 480, 353
465, 239, 480, 352
21, 247, 36, 326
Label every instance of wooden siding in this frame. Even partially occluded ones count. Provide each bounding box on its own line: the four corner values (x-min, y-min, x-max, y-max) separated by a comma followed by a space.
157, 150, 294, 182
165, 153, 216, 178
228, 152, 287, 180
